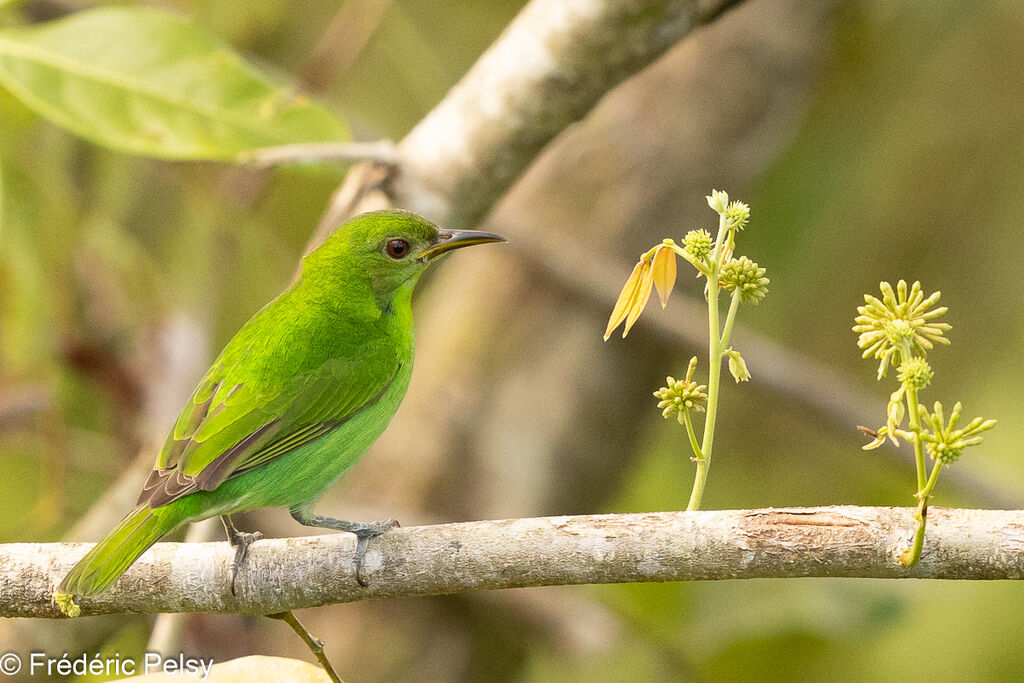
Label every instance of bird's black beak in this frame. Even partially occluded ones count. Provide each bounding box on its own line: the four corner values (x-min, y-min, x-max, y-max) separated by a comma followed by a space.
417, 228, 506, 262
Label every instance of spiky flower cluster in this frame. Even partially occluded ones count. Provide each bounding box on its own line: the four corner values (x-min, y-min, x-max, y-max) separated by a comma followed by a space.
897, 357, 933, 390
724, 201, 750, 230
854, 280, 950, 380
720, 257, 769, 304
683, 229, 714, 261
919, 401, 996, 465
654, 357, 707, 424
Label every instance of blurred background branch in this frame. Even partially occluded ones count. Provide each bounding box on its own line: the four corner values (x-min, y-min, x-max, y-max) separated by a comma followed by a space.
238, 140, 397, 167
307, 0, 746, 246
7, 506, 1024, 619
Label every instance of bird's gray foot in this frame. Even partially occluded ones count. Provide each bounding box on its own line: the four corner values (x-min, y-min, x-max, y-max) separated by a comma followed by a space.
221, 515, 263, 595
289, 509, 398, 586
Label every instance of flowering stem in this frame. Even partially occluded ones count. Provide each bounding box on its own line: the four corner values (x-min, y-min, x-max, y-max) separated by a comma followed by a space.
686, 216, 730, 512
897, 347, 933, 568
852, 279, 990, 569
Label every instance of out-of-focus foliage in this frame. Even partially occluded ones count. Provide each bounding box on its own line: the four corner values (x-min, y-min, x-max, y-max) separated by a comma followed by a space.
0, 7, 349, 158
3, 1, 1024, 682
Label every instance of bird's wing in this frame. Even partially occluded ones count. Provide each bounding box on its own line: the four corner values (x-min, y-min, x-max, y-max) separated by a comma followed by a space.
138, 351, 400, 508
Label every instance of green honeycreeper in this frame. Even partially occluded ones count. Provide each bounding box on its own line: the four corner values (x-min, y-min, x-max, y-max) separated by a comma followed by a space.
57, 209, 503, 599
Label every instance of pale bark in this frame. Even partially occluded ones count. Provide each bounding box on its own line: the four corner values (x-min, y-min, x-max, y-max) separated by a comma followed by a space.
307, 0, 744, 248
391, 0, 742, 229
6, 506, 1024, 618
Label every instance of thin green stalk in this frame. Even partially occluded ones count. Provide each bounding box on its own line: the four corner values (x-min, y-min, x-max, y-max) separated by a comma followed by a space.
709, 212, 729, 269
686, 217, 729, 512
897, 348, 932, 568
919, 459, 943, 499
686, 453, 709, 511
720, 288, 742, 349
900, 460, 943, 567
686, 290, 719, 510
905, 385, 927, 492
682, 411, 702, 463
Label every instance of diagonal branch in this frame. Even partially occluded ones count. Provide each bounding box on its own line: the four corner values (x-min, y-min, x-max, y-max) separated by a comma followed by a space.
391, 0, 743, 229
307, 0, 746, 249
7, 506, 1024, 618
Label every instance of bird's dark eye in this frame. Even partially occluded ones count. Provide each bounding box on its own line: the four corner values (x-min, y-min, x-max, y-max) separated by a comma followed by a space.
385, 239, 410, 259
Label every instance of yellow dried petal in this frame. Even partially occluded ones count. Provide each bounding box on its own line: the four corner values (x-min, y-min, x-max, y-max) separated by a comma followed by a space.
622, 260, 655, 337
651, 245, 677, 309
604, 260, 644, 340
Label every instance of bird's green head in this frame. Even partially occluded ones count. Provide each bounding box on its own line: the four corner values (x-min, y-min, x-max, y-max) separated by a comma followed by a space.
304, 209, 505, 302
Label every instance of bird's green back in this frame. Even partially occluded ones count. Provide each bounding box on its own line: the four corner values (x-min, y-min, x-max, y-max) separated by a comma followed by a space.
139, 211, 431, 507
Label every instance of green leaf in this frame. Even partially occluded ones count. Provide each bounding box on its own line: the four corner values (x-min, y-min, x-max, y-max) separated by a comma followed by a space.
0, 7, 349, 160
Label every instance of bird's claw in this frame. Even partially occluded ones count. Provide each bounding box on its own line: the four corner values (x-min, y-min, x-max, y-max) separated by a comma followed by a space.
226, 529, 263, 595
353, 519, 399, 587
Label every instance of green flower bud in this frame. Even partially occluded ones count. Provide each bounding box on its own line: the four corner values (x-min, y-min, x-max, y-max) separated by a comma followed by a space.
884, 319, 916, 348
724, 201, 750, 230
725, 348, 750, 382
897, 357, 933, 390
927, 441, 964, 465
653, 357, 707, 422
919, 401, 996, 465
682, 229, 713, 261
706, 189, 729, 214
720, 256, 769, 304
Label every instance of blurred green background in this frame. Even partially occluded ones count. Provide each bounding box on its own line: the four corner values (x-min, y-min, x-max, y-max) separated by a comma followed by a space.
2, 0, 1024, 681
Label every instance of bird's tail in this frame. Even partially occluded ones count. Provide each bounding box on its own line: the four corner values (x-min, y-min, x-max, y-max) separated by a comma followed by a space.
58, 504, 176, 597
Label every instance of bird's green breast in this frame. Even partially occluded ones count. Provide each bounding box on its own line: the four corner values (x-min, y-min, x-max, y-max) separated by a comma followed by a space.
196, 358, 413, 517
164, 278, 418, 522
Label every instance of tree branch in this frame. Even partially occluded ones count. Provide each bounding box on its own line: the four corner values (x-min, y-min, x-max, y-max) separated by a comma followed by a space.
237, 141, 397, 167
8, 506, 1024, 618
391, 0, 742, 229
308, 0, 745, 249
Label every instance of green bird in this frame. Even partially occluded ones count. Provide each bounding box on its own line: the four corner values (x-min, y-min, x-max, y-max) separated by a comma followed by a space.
57, 209, 503, 600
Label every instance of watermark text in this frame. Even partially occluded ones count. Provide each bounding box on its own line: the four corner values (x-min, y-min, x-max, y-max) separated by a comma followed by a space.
0, 651, 214, 679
